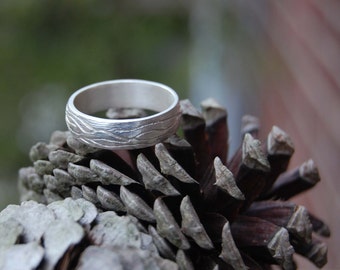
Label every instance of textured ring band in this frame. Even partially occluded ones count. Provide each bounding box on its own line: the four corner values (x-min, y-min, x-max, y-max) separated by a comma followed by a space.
65, 79, 181, 150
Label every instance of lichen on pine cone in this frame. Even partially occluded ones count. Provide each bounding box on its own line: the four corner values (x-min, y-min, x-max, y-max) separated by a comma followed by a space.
12, 98, 330, 269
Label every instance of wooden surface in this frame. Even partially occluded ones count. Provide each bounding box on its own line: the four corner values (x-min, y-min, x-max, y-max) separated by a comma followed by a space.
253, 1, 340, 268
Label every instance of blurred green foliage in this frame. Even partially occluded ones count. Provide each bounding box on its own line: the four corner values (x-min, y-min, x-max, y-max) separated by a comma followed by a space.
0, 1, 190, 208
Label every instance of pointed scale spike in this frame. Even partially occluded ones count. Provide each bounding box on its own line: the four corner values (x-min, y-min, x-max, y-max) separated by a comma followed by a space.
137, 153, 180, 196
227, 115, 260, 176
70, 186, 83, 200
148, 225, 176, 261
48, 150, 83, 169
120, 186, 155, 223
43, 189, 63, 204
308, 213, 331, 237
163, 135, 197, 179
26, 173, 44, 193
66, 135, 98, 156
43, 175, 69, 198
49, 130, 70, 147
219, 221, 248, 270
155, 143, 197, 184
260, 126, 295, 196
96, 186, 126, 212
242, 133, 270, 172
81, 185, 99, 205
241, 115, 260, 138
214, 157, 244, 200
176, 250, 194, 270
29, 142, 58, 162
235, 134, 270, 212
153, 197, 190, 250
68, 163, 98, 185
245, 201, 313, 244
265, 159, 320, 200
90, 159, 138, 186
180, 99, 211, 179
231, 215, 295, 269
294, 237, 328, 268
267, 227, 295, 270
267, 126, 295, 156
53, 168, 76, 188
180, 195, 214, 250
201, 162, 243, 218
34, 160, 55, 176
201, 98, 229, 164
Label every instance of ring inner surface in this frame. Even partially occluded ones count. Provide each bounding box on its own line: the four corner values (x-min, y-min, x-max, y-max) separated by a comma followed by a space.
74, 82, 175, 118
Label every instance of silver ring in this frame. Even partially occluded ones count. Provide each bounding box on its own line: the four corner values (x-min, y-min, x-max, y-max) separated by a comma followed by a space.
65, 79, 181, 150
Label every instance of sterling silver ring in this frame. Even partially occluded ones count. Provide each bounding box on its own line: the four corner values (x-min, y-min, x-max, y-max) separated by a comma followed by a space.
65, 79, 181, 150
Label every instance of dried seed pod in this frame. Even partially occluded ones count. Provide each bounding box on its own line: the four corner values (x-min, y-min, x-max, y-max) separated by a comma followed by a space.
120, 186, 155, 223
154, 197, 190, 250
90, 159, 138, 186
148, 225, 176, 261
155, 143, 197, 184
180, 195, 214, 249
48, 150, 83, 169
137, 153, 180, 196
96, 186, 126, 212
68, 163, 98, 185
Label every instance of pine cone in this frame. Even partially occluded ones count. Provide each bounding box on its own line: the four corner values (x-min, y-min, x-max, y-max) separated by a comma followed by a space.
12, 98, 329, 269
0, 198, 176, 269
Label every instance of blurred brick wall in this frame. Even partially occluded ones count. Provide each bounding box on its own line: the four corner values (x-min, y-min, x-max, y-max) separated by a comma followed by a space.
255, 1, 340, 269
